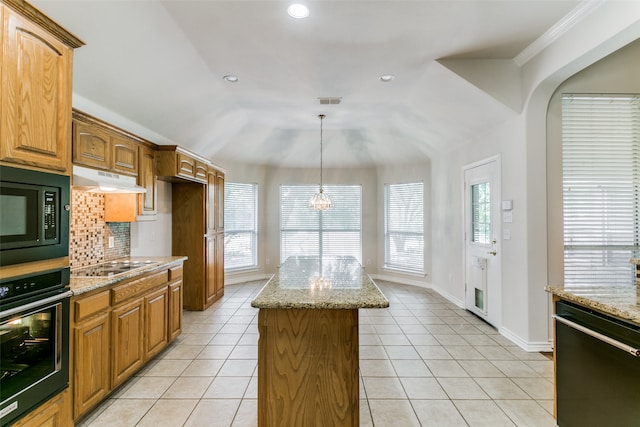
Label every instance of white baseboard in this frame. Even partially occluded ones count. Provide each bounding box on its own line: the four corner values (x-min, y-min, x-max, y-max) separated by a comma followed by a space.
224, 273, 272, 286
369, 273, 431, 289
499, 326, 553, 352
431, 285, 465, 309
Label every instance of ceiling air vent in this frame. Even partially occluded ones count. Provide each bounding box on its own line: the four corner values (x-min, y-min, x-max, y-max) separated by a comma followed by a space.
318, 97, 342, 105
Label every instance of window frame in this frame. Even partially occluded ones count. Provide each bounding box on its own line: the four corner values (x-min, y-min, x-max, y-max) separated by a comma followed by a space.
279, 184, 362, 265
223, 182, 258, 272
384, 181, 425, 274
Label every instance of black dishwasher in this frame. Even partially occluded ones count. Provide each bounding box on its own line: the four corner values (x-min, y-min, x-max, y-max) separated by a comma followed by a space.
555, 300, 640, 427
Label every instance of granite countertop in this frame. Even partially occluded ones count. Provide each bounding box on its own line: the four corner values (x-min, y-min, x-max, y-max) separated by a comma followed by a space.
545, 284, 640, 324
251, 256, 389, 310
69, 256, 188, 296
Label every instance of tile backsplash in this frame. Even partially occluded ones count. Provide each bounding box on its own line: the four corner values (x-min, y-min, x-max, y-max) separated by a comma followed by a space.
70, 190, 130, 268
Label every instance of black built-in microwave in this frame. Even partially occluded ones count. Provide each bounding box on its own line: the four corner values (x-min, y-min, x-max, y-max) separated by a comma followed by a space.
0, 166, 70, 266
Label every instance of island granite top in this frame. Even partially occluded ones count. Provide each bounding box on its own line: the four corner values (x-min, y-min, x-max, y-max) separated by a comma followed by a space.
545, 283, 640, 325
251, 256, 389, 310
69, 256, 188, 296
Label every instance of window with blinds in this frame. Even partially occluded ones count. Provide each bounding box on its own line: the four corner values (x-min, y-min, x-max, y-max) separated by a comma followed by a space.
384, 182, 424, 273
224, 182, 258, 271
280, 185, 362, 264
562, 94, 640, 285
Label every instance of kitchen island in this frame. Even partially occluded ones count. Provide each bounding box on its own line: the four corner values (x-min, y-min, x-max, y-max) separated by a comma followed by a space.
251, 256, 389, 427
545, 281, 640, 426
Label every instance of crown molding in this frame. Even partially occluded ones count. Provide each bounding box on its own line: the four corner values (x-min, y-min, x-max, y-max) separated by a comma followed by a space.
514, 0, 606, 67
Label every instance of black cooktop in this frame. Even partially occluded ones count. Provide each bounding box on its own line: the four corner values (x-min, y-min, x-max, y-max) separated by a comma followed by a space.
71, 260, 158, 277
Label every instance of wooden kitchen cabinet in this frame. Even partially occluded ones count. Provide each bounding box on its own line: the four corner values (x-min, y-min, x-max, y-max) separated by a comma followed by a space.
0, 2, 83, 174
157, 145, 210, 184
205, 234, 218, 305
173, 180, 224, 310
207, 167, 225, 233
72, 120, 112, 171
144, 286, 168, 360
73, 311, 110, 417
168, 266, 183, 341
111, 296, 144, 388
72, 111, 140, 176
12, 388, 71, 427
137, 144, 158, 219
70, 262, 184, 421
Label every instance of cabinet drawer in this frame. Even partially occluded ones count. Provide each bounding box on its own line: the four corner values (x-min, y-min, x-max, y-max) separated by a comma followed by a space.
169, 265, 183, 281
111, 270, 168, 305
74, 291, 110, 322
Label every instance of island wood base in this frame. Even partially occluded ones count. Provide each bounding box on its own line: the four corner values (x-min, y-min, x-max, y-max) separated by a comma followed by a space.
257, 308, 359, 427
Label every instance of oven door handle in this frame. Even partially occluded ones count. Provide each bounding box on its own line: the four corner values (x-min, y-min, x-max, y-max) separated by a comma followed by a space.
0, 290, 72, 318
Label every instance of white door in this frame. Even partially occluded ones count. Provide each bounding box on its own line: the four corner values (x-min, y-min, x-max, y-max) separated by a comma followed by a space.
464, 158, 501, 328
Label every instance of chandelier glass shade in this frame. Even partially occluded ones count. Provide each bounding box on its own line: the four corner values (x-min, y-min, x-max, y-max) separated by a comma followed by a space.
309, 114, 332, 211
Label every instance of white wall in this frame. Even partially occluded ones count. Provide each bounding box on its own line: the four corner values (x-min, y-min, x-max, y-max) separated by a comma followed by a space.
130, 179, 172, 256
431, 2, 640, 350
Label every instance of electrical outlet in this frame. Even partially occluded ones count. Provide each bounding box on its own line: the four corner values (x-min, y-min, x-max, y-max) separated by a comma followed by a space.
108, 236, 115, 248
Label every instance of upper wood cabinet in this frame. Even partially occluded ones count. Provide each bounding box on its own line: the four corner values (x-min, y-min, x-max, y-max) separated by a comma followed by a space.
0, 1, 84, 174
137, 145, 158, 219
72, 111, 139, 177
157, 145, 209, 184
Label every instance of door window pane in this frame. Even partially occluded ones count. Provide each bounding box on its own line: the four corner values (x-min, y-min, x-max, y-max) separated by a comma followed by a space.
472, 182, 491, 244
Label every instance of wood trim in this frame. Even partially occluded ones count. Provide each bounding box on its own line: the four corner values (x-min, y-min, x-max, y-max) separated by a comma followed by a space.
1, 0, 84, 48
0, 257, 69, 279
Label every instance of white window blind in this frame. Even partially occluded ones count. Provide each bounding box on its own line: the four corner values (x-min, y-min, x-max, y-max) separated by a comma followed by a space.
562, 94, 640, 285
224, 182, 258, 271
384, 182, 424, 273
280, 185, 361, 264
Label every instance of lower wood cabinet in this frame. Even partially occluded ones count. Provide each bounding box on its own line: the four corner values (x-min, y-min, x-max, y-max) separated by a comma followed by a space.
111, 297, 145, 388
70, 262, 183, 421
168, 278, 183, 341
73, 311, 110, 417
144, 286, 169, 359
11, 389, 71, 427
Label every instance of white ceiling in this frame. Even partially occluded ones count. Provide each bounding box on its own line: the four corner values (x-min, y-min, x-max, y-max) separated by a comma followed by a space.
32, 0, 581, 167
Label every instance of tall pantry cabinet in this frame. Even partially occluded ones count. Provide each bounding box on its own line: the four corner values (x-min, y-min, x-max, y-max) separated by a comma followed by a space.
158, 146, 225, 311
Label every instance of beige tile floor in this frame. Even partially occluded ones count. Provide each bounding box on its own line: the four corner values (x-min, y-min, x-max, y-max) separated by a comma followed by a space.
77, 280, 558, 427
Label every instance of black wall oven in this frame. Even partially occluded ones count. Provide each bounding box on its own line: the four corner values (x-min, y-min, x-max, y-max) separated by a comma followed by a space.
0, 268, 70, 426
0, 165, 70, 266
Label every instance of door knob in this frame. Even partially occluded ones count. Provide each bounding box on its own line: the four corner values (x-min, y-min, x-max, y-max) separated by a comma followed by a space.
488, 250, 497, 256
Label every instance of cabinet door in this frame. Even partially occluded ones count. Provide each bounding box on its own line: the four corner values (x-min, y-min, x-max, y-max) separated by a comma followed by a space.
195, 161, 208, 182
144, 286, 168, 360
1, 7, 73, 173
138, 145, 157, 217
177, 152, 196, 179
205, 235, 218, 305
112, 298, 144, 387
206, 170, 216, 233
215, 233, 225, 298
111, 134, 138, 176
168, 280, 183, 342
72, 121, 111, 170
216, 173, 225, 232
73, 312, 110, 419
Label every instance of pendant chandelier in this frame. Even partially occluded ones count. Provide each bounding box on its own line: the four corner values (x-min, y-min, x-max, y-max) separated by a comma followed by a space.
309, 114, 332, 211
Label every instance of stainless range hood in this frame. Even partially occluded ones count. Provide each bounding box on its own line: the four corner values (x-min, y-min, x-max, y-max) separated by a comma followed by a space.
72, 165, 146, 194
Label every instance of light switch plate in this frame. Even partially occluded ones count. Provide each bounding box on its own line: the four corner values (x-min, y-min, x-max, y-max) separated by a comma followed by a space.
108, 236, 115, 248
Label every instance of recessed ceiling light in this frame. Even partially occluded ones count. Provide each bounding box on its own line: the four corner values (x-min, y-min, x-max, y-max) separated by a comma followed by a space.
380, 74, 395, 82
223, 75, 239, 83
288, 4, 309, 19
